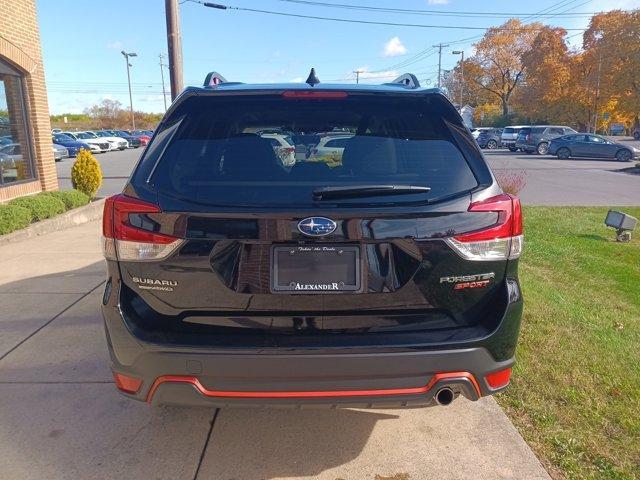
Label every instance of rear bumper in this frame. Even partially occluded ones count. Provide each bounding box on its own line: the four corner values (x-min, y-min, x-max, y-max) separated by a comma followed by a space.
107, 337, 512, 408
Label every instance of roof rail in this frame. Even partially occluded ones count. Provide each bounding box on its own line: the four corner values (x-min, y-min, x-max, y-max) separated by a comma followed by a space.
203, 71, 227, 87
385, 73, 421, 89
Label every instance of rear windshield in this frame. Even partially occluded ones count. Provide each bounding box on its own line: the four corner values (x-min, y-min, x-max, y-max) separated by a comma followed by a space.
503, 128, 515, 134
149, 94, 479, 207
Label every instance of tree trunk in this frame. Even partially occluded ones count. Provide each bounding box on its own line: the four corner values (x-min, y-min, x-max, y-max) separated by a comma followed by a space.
501, 98, 509, 116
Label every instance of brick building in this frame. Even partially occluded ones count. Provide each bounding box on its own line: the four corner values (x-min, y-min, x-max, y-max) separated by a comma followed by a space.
0, 0, 57, 202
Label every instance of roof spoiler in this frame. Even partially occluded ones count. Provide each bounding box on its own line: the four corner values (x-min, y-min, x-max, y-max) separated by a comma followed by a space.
203, 71, 227, 87
384, 73, 421, 89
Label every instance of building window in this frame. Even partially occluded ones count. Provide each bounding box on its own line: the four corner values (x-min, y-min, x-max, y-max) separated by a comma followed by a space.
0, 58, 35, 186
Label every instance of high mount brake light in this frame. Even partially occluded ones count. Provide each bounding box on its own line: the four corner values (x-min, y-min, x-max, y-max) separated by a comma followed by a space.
445, 193, 523, 261
282, 90, 348, 99
102, 194, 184, 262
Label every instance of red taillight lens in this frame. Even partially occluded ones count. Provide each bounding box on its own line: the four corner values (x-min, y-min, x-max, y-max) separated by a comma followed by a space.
446, 194, 523, 261
102, 194, 183, 262
485, 367, 512, 389
282, 90, 348, 99
113, 372, 142, 394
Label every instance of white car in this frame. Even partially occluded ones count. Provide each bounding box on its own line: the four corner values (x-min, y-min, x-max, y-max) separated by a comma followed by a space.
85, 131, 128, 151
63, 132, 110, 153
470, 127, 493, 140
309, 135, 353, 162
260, 133, 296, 166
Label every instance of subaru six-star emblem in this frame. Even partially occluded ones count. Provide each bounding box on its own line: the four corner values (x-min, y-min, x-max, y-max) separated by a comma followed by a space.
297, 217, 337, 237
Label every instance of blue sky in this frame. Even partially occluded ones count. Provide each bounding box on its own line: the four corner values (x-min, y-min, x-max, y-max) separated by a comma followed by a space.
37, 0, 640, 114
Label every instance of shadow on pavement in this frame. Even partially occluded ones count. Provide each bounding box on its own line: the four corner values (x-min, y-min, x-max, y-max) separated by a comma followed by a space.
199, 408, 399, 479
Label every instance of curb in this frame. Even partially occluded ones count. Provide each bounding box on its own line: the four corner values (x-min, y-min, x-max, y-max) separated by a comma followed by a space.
0, 198, 105, 247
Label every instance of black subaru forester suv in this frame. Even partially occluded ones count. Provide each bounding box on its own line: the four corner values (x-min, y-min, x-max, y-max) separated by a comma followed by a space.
101, 71, 523, 408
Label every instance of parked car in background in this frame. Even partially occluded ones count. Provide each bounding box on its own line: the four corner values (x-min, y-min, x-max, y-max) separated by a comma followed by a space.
0, 143, 23, 162
608, 123, 625, 136
548, 134, 638, 162
516, 125, 577, 154
63, 131, 110, 153
129, 130, 152, 146
0, 135, 13, 146
91, 131, 128, 150
632, 126, 639, 140
259, 132, 296, 166
104, 130, 141, 148
476, 128, 502, 149
52, 133, 92, 157
52, 143, 68, 161
470, 127, 492, 140
501, 126, 529, 152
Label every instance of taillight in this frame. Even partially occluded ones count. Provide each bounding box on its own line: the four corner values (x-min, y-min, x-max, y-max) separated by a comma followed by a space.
485, 367, 512, 389
102, 194, 184, 262
445, 193, 523, 261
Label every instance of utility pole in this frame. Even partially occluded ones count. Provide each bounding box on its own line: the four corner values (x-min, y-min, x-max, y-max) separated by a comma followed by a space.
433, 43, 450, 89
353, 70, 363, 84
159, 53, 168, 111
452, 50, 464, 107
165, 0, 184, 100
121, 50, 137, 130
593, 51, 602, 134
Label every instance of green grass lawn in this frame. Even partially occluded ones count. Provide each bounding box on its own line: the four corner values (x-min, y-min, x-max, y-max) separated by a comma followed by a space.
497, 207, 640, 480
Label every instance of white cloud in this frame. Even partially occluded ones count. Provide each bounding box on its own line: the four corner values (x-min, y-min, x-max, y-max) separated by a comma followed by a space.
382, 37, 407, 58
106, 41, 123, 50
289, 77, 304, 83
427, 0, 450, 4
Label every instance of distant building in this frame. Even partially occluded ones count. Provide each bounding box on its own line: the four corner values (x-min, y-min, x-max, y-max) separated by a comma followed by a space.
0, 0, 57, 202
459, 105, 475, 129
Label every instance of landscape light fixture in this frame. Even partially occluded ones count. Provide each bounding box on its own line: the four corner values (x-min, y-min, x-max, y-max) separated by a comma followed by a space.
604, 210, 637, 242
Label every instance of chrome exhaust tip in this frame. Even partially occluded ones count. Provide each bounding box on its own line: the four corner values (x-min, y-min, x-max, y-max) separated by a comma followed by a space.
435, 387, 455, 406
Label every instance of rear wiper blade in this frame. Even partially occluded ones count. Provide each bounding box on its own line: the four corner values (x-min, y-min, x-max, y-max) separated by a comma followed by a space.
312, 184, 431, 201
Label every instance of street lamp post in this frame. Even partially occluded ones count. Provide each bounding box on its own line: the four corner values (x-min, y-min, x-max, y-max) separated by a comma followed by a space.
121, 50, 137, 130
452, 50, 464, 108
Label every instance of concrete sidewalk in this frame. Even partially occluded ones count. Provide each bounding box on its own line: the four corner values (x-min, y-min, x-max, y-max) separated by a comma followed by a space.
0, 220, 551, 480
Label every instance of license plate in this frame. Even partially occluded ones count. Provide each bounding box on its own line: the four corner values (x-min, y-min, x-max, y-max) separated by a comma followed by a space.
271, 245, 360, 293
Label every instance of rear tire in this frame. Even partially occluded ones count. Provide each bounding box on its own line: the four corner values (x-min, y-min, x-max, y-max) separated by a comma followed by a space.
557, 148, 570, 159
487, 139, 498, 149
537, 142, 549, 155
616, 149, 632, 162
508, 146, 517, 152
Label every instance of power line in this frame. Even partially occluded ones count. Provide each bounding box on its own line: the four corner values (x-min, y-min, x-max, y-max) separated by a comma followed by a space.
271, 0, 609, 18
192, 2, 589, 31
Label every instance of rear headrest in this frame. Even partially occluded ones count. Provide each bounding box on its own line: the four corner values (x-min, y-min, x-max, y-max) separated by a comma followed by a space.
222, 135, 281, 178
341, 136, 398, 176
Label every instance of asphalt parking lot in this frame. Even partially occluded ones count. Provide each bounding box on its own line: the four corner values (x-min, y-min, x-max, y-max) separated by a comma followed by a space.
0, 221, 551, 480
56, 141, 640, 205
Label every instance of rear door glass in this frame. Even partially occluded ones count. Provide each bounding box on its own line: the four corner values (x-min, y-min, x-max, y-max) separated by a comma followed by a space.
150, 94, 479, 207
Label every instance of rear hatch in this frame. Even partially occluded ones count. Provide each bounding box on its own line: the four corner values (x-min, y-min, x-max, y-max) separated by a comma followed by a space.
104, 89, 522, 347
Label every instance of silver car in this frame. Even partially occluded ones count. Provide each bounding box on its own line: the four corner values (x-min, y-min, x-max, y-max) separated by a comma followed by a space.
501, 126, 529, 152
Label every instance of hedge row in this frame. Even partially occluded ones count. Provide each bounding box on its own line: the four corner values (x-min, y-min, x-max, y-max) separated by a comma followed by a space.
0, 190, 90, 236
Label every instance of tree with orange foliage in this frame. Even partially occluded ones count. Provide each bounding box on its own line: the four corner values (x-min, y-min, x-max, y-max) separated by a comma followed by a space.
582, 10, 640, 129
465, 19, 542, 116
